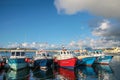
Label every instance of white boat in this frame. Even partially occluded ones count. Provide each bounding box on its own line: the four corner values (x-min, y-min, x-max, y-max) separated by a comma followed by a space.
33, 50, 53, 69
7, 49, 29, 70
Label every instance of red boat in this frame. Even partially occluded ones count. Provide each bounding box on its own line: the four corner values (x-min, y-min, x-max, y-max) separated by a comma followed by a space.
54, 48, 77, 69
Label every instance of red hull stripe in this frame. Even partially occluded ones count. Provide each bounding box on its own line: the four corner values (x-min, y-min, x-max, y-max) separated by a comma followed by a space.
57, 58, 77, 67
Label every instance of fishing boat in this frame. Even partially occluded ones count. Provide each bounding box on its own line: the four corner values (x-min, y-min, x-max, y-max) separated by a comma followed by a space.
53, 48, 77, 69
91, 50, 113, 65
76, 52, 96, 66
33, 50, 53, 69
7, 49, 29, 70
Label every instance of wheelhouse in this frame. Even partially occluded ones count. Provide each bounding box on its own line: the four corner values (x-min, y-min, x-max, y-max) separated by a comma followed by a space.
10, 50, 26, 58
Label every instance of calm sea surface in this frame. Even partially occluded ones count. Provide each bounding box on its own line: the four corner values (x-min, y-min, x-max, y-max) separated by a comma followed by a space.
0, 52, 120, 80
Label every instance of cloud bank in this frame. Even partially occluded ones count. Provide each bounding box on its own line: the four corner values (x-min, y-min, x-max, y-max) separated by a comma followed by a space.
54, 0, 120, 18
54, 0, 120, 48
7, 39, 120, 49
92, 20, 120, 40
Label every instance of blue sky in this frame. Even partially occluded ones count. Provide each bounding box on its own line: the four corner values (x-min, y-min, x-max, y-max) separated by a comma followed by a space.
0, 0, 120, 48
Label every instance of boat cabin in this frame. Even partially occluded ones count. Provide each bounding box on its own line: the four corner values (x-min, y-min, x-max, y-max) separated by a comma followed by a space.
59, 50, 73, 55
36, 50, 48, 56
10, 50, 26, 58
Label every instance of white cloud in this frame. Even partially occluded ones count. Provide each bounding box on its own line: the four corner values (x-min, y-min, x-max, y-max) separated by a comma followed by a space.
92, 20, 120, 40
7, 42, 61, 49
68, 38, 120, 49
6, 39, 120, 49
54, 0, 120, 18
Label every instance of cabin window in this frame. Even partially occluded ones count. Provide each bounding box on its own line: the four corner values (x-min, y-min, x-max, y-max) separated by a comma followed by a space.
16, 52, 20, 56
21, 52, 25, 56
61, 52, 62, 54
37, 54, 41, 56
67, 52, 69, 54
64, 52, 66, 54
43, 53, 45, 56
96, 51, 98, 54
12, 52, 15, 56
47, 54, 49, 56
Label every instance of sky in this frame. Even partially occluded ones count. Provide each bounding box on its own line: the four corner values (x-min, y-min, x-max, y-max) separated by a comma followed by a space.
0, 0, 120, 49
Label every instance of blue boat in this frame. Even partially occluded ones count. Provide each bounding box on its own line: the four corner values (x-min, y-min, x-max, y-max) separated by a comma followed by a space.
77, 57, 96, 66
94, 55, 113, 64
33, 50, 53, 69
7, 49, 29, 70
91, 50, 113, 64
76, 53, 96, 66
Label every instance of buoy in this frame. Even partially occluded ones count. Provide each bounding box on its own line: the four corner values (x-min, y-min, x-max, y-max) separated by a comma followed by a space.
27, 58, 30, 63
25, 58, 30, 62
2, 62, 4, 66
25, 58, 28, 62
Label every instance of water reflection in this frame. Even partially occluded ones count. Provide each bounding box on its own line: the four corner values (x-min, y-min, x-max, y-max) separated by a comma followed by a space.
32, 68, 54, 80
76, 66, 97, 80
54, 67, 76, 80
0, 69, 4, 80
4, 68, 30, 80
94, 65, 113, 80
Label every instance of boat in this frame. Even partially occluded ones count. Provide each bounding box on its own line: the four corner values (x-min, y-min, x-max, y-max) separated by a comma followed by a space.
33, 50, 53, 69
91, 50, 113, 65
76, 52, 96, 66
7, 49, 30, 70
53, 48, 77, 69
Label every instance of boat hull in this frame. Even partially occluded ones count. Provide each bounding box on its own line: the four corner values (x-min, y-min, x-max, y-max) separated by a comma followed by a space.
77, 57, 96, 66
56, 58, 77, 69
8, 58, 28, 70
94, 55, 113, 65
34, 59, 53, 68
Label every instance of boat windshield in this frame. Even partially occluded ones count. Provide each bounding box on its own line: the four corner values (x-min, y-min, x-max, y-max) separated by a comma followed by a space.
47, 54, 49, 56
12, 52, 15, 56
21, 52, 25, 56
16, 52, 20, 56
43, 53, 46, 56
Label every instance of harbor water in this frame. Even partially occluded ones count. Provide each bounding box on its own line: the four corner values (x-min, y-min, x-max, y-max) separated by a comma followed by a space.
0, 52, 120, 80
